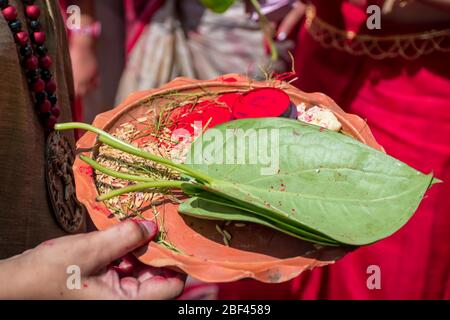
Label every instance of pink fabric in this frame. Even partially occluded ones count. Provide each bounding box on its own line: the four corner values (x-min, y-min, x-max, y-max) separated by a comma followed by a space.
123, 0, 164, 56
219, 1, 450, 300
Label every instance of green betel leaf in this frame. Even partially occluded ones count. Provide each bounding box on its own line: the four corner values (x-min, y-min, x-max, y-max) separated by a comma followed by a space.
56, 120, 437, 247
200, 0, 236, 13
179, 196, 340, 246
180, 191, 340, 245
184, 118, 435, 246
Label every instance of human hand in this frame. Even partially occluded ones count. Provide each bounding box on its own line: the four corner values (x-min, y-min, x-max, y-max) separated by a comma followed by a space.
276, 1, 306, 41
70, 34, 98, 97
0, 220, 185, 300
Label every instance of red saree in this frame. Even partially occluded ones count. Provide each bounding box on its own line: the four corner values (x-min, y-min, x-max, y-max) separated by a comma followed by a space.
219, 1, 450, 300
123, 0, 163, 56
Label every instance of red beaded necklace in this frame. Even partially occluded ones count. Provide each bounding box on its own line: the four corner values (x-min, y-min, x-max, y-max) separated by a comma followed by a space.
1, 0, 86, 233
1, 0, 60, 130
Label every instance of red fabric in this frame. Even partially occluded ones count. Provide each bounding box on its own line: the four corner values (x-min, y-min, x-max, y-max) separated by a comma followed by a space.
124, 0, 164, 56
219, 1, 450, 300
71, 97, 84, 140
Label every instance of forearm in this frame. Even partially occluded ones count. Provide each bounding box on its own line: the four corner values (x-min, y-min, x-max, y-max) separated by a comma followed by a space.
66, 0, 97, 46
418, 0, 450, 12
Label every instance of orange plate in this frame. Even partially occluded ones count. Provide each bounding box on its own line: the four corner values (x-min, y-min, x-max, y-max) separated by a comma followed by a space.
74, 74, 384, 283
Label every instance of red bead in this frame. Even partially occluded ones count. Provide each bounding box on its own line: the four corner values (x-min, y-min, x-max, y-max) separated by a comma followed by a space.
25, 56, 39, 70
33, 31, 46, 45
46, 80, 57, 94
46, 115, 57, 129
32, 79, 45, 92
39, 100, 51, 113
25, 5, 40, 20
51, 106, 61, 118
2, 6, 17, 21
39, 55, 52, 68
15, 31, 29, 45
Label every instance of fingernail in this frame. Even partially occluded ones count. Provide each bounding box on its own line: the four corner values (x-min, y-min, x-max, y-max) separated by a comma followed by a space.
137, 220, 158, 238
277, 32, 287, 41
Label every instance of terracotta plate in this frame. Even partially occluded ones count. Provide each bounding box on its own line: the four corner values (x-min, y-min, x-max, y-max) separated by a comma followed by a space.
74, 74, 383, 283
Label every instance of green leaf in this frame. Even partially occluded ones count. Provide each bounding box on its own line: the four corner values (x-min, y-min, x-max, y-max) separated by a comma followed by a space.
200, 0, 235, 13
180, 190, 340, 245
56, 120, 436, 247
180, 196, 340, 246
184, 118, 435, 246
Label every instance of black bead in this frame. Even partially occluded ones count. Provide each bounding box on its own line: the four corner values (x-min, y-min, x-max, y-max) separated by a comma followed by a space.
35, 44, 47, 56
29, 20, 40, 31
47, 94, 58, 105
26, 69, 40, 82
0, 0, 9, 10
39, 111, 51, 119
19, 44, 33, 58
35, 91, 47, 103
41, 69, 52, 81
8, 20, 22, 33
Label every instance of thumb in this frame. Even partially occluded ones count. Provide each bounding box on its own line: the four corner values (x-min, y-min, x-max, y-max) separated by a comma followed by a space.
82, 220, 158, 273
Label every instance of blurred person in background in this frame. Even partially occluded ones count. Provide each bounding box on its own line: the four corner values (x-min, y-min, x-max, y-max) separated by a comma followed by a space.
218, 0, 450, 300
115, 0, 292, 103
59, 0, 125, 124
64, 0, 294, 123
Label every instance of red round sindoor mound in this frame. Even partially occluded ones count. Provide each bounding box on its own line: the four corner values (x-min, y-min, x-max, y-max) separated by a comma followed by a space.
74, 74, 383, 283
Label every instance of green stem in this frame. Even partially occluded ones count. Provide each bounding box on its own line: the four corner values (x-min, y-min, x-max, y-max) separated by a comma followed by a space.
79, 155, 158, 183
55, 122, 213, 184
249, 0, 279, 61
97, 181, 185, 201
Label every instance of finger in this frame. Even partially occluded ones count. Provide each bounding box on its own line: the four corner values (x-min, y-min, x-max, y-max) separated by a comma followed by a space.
115, 253, 141, 277
277, 1, 306, 41
134, 272, 186, 300
119, 277, 140, 298
135, 265, 167, 281
82, 220, 158, 273
77, 267, 185, 300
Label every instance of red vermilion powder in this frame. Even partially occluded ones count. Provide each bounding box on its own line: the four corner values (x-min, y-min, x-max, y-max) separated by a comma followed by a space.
169, 100, 233, 135
167, 88, 292, 137
232, 88, 291, 119
217, 93, 241, 110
